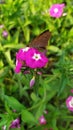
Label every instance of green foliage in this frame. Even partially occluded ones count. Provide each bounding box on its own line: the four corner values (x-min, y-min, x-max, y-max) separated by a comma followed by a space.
4, 95, 25, 112
21, 109, 36, 123
0, 0, 73, 129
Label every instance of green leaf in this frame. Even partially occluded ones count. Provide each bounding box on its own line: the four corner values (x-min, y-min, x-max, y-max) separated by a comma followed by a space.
4, 95, 25, 112
30, 92, 39, 102
0, 119, 7, 127
68, 28, 73, 37
24, 27, 30, 43
0, 113, 12, 128
58, 75, 67, 96
51, 116, 58, 130
21, 109, 36, 123
4, 50, 13, 67
4, 43, 24, 49
0, 60, 4, 68
35, 103, 45, 119
31, 126, 44, 130
12, 29, 20, 44
10, 128, 21, 130
47, 45, 60, 53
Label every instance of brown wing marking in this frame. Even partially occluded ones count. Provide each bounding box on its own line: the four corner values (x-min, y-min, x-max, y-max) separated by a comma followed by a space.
29, 30, 51, 49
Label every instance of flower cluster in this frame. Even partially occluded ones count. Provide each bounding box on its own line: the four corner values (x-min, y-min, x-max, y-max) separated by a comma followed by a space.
49, 3, 65, 18
15, 47, 48, 73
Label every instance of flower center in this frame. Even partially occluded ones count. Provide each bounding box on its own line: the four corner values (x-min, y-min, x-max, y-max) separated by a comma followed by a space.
32, 53, 41, 61
71, 98, 73, 106
54, 8, 59, 13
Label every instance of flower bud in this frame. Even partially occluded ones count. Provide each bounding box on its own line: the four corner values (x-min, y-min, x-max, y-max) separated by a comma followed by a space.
44, 110, 48, 114
30, 76, 35, 88
9, 118, 20, 129
2, 125, 6, 130
13, 109, 17, 112
39, 115, 47, 125
71, 89, 73, 93
2, 30, 8, 38
37, 71, 42, 75
62, 12, 67, 16
24, 70, 30, 74
0, 24, 4, 29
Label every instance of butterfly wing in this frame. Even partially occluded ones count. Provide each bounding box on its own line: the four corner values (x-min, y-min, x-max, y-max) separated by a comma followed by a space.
29, 30, 51, 49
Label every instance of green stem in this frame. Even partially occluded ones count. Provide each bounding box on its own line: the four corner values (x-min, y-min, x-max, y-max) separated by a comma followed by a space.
45, 73, 59, 83
28, 81, 46, 111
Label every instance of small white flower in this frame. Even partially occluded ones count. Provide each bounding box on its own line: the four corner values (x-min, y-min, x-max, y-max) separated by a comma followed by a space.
0, 25, 4, 28
62, 12, 67, 16
2, 125, 6, 130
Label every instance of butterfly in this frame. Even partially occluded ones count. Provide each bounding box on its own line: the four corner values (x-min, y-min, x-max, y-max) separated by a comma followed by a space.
29, 30, 51, 50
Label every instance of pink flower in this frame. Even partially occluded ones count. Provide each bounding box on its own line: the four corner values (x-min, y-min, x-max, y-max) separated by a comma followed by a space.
15, 47, 30, 73
66, 96, 73, 112
15, 59, 22, 73
2, 30, 8, 37
2, 118, 20, 130
16, 47, 30, 61
30, 76, 35, 88
71, 89, 73, 93
9, 118, 20, 129
49, 3, 65, 18
39, 115, 47, 125
25, 48, 48, 69
15, 47, 48, 73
